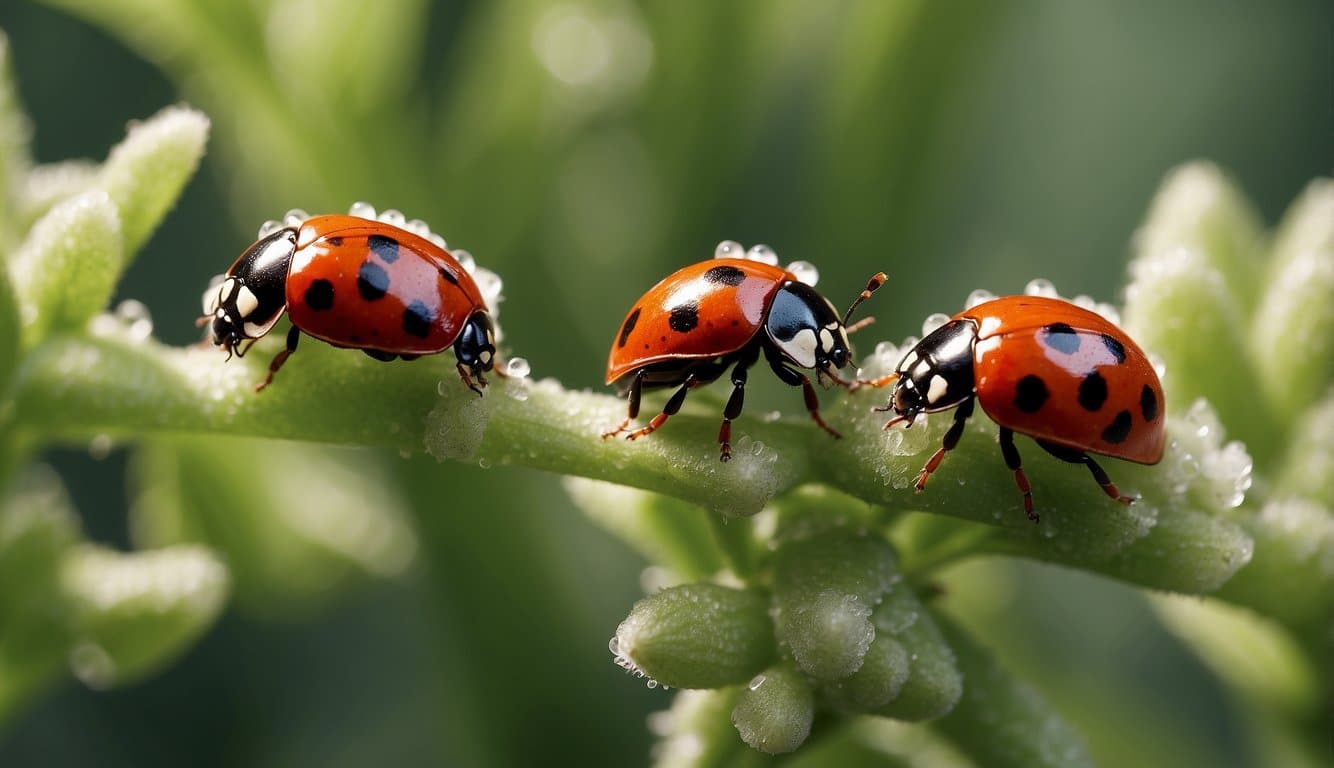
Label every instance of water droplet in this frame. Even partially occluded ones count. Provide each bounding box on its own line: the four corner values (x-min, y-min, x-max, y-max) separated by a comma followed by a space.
478, 457, 492, 469
378, 208, 406, 227
748, 674, 767, 691
428, 232, 448, 250
436, 380, 450, 396
751, 440, 765, 456
505, 357, 532, 378
88, 434, 113, 460
405, 218, 431, 237
786, 260, 819, 286
348, 201, 377, 219
921, 313, 950, 336
257, 219, 282, 238
281, 209, 308, 228
1024, 278, 1058, 297
646, 679, 659, 689
714, 240, 744, 260
69, 642, 118, 689
453, 248, 477, 274
965, 288, 995, 309
746, 244, 778, 265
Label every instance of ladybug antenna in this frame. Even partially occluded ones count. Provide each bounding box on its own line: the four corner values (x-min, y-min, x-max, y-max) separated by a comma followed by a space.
843, 272, 887, 327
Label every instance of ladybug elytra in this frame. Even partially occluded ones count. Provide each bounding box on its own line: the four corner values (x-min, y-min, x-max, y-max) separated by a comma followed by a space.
604, 241, 885, 461
201, 207, 498, 393
876, 295, 1165, 522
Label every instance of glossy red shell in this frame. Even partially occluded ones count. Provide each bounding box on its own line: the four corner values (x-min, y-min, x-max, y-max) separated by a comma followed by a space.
961, 296, 1165, 464
284, 215, 487, 354
606, 259, 795, 384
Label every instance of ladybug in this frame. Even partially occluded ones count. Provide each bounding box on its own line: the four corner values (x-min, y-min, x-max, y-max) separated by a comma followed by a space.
603, 242, 885, 461
874, 296, 1165, 521
201, 209, 497, 393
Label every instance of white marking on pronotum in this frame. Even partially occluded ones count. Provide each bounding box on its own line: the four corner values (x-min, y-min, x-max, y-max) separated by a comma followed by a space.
780, 328, 819, 369
927, 374, 949, 404
235, 286, 260, 318
898, 350, 919, 373
818, 328, 835, 353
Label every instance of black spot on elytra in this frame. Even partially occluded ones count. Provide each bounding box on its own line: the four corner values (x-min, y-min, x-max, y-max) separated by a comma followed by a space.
703, 265, 746, 286
1101, 409, 1132, 444
369, 234, 400, 263
364, 349, 395, 362
402, 300, 433, 338
618, 307, 641, 348
1078, 371, 1108, 411
358, 261, 390, 301
1015, 374, 1049, 412
669, 301, 700, 333
1101, 334, 1127, 364
304, 279, 335, 311
1041, 323, 1081, 355
1140, 384, 1159, 421
329, 236, 344, 246
438, 266, 459, 286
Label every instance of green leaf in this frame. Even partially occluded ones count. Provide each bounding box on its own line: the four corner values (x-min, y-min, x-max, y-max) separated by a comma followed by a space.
931, 615, 1095, 768
1275, 392, 1334, 506
0, 31, 32, 246
95, 104, 209, 255
129, 434, 417, 614
0, 256, 17, 393
8, 191, 122, 345
0, 466, 80, 721
612, 582, 775, 689
16, 161, 100, 233
1250, 178, 1334, 423
730, 662, 815, 755
1122, 162, 1276, 458
564, 478, 728, 582
772, 530, 898, 681
60, 543, 229, 689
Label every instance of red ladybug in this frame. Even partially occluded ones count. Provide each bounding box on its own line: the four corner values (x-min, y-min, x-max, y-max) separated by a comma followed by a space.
877, 296, 1165, 521
201, 209, 497, 393
604, 242, 885, 461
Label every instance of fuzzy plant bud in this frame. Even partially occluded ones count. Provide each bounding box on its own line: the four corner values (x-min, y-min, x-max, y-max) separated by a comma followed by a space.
731, 662, 814, 755
820, 632, 911, 713
612, 582, 774, 689
773, 530, 898, 681
870, 584, 963, 721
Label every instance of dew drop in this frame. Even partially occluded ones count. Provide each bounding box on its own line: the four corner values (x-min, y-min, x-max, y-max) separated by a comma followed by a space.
714, 240, 744, 260
746, 244, 778, 265
478, 457, 492, 469
348, 201, 377, 219
378, 208, 406, 228
436, 380, 450, 396
88, 434, 113, 460
965, 288, 995, 309
608, 636, 620, 654
257, 219, 282, 238
1024, 278, 1058, 297
747, 674, 767, 691
505, 357, 532, 379
453, 248, 477, 275
786, 260, 819, 286
282, 208, 309, 227
921, 313, 950, 336
428, 232, 448, 250
405, 218, 431, 237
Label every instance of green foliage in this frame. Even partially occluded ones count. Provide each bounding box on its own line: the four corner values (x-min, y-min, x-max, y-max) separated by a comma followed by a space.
0, 3, 1328, 767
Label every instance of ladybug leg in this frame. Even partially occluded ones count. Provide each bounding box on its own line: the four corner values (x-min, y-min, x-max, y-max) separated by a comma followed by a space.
456, 362, 485, 397
1037, 440, 1136, 506
255, 326, 300, 392
718, 347, 761, 462
626, 374, 700, 442
914, 397, 974, 494
764, 347, 841, 439
999, 427, 1038, 523
602, 369, 647, 439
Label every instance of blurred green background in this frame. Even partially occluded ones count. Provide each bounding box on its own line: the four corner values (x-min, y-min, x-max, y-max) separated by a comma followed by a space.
0, 1, 1328, 765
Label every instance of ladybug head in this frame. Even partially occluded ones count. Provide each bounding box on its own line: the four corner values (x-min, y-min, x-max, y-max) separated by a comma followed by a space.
888, 319, 978, 422
200, 228, 298, 357
764, 282, 853, 372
